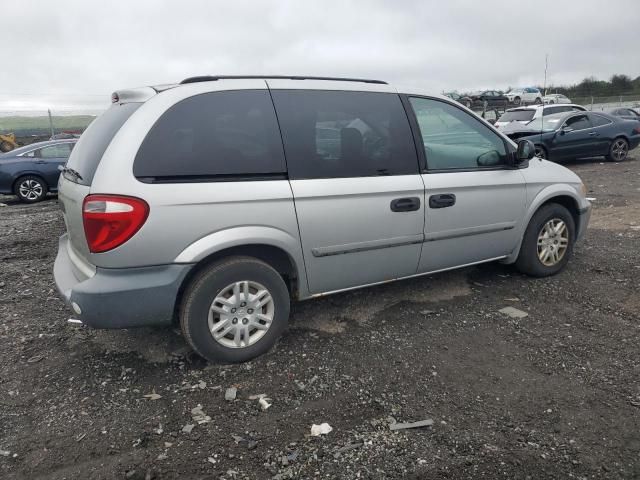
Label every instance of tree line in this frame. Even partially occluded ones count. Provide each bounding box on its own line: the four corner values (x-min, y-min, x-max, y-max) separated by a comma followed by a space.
538, 74, 640, 98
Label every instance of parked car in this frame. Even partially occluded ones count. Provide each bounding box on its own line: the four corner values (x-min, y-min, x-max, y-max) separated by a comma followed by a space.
606, 107, 640, 121
505, 87, 542, 106
50, 132, 82, 140
494, 104, 587, 129
54, 76, 592, 363
0, 139, 76, 202
444, 91, 473, 109
466, 90, 508, 109
501, 111, 640, 161
543, 93, 572, 104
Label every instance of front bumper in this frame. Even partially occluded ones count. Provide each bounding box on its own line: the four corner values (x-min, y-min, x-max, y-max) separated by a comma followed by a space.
54, 234, 193, 329
576, 203, 591, 242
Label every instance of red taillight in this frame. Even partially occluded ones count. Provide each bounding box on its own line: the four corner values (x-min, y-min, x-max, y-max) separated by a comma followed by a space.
633, 127, 640, 134
82, 195, 149, 253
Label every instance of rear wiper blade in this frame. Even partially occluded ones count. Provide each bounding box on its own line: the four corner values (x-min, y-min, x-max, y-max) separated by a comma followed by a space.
58, 165, 83, 181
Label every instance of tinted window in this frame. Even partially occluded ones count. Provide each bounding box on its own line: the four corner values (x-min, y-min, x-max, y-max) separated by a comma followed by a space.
590, 114, 613, 127
37, 143, 73, 159
409, 97, 507, 170
271, 90, 418, 179
66, 103, 139, 185
134, 90, 285, 179
564, 114, 591, 130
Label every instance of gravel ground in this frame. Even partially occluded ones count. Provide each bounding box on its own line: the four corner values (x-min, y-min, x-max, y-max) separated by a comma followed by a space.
1, 156, 639, 479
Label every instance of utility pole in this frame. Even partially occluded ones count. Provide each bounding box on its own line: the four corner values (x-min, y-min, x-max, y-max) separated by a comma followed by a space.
47, 109, 55, 138
543, 54, 549, 96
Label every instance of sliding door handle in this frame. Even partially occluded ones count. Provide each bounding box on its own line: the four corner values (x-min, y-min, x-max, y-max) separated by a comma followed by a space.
429, 193, 456, 209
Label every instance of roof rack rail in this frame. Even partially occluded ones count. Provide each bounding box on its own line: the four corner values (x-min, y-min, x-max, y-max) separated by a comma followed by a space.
179, 75, 388, 85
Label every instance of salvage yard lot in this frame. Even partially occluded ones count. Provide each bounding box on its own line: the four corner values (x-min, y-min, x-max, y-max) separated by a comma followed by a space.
1, 157, 639, 479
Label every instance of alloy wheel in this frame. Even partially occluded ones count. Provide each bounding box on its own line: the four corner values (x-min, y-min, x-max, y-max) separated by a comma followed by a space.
537, 218, 569, 266
611, 139, 628, 161
208, 280, 275, 348
18, 179, 43, 201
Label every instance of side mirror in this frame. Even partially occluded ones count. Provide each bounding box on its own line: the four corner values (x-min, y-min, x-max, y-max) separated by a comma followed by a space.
516, 139, 535, 162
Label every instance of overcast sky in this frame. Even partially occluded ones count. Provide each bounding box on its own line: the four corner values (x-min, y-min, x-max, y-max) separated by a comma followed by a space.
2, 0, 639, 112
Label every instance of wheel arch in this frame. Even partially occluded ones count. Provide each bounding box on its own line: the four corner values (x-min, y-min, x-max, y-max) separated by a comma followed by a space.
504, 187, 584, 264
171, 226, 309, 321
12, 172, 48, 192
173, 243, 303, 325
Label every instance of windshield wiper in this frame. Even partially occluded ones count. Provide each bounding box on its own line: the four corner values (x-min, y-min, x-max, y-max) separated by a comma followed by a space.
58, 165, 83, 181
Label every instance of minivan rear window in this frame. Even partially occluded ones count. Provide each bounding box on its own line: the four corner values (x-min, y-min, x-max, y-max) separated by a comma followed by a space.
498, 110, 535, 122
65, 102, 141, 185
134, 90, 286, 181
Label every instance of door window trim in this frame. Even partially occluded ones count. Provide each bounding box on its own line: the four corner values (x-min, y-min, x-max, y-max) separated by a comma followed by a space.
400, 94, 517, 174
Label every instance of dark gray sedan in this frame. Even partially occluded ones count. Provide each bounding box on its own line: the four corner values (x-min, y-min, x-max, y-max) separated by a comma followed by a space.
0, 139, 76, 202
502, 111, 640, 162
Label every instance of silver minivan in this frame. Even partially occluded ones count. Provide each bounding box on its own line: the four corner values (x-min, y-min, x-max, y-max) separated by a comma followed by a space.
54, 76, 591, 362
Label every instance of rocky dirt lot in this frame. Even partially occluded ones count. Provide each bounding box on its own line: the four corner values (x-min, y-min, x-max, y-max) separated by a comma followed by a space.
1, 156, 639, 480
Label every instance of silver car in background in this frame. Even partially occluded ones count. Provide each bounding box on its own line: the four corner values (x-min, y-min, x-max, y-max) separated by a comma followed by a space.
54, 76, 591, 363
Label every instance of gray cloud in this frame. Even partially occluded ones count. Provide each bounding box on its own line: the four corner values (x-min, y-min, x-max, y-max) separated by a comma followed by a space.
2, 0, 639, 111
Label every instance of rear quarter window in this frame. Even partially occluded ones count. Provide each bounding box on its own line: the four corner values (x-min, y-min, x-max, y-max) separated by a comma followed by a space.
65, 103, 140, 185
134, 90, 286, 180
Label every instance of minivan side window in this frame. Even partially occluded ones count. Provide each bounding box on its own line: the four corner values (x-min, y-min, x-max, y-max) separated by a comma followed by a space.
271, 90, 418, 179
134, 90, 286, 180
408, 97, 507, 171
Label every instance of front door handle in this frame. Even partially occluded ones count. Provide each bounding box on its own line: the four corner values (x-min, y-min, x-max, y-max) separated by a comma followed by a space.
588, 132, 598, 136
429, 193, 456, 209
390, 197, 421, 212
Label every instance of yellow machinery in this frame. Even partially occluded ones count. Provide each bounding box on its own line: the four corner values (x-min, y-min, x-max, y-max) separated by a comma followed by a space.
0, 133, 19, 152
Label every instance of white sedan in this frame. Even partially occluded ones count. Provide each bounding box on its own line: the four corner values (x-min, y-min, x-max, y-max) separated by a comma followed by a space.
543, 93, 572, 104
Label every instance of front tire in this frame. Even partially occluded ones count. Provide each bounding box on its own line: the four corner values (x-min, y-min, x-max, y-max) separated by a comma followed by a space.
534, 145, 547, 159
513, 96, 521, 106
534, 97, 542, 105
606, 137, 629, 162
14, 175, 47, 203
180, 256, 290, 363
515, 203, 575, 277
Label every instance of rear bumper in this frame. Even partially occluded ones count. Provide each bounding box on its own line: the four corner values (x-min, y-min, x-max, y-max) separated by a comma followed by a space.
54, 234, 193, 328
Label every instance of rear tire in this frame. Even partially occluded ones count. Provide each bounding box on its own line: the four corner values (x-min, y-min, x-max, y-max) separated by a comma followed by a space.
515, 203, 575, 277
534, 97, 542, 105
180, 256, 290, 363
606, 137, 629, 162
513, 97, 521, 106
14, 175, 47, 203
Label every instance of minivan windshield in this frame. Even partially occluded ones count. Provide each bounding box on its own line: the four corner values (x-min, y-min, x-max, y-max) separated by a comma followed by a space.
65, 103, 141, 185
498, 109, 535, 122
